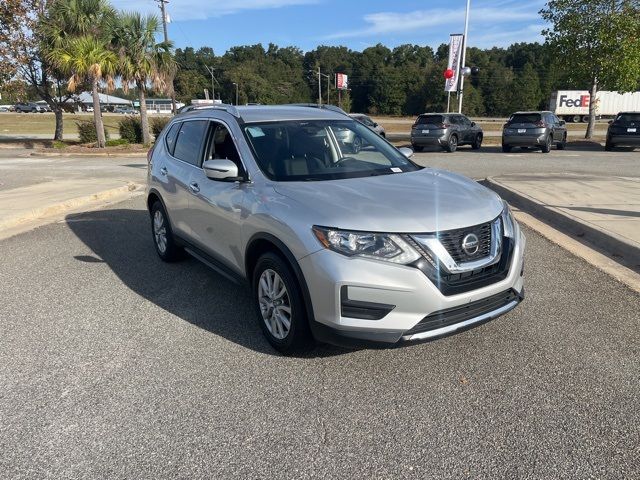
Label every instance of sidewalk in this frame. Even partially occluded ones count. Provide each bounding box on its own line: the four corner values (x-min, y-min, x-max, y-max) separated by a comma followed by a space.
485, 174, 640, 273
0, 152, 145, 239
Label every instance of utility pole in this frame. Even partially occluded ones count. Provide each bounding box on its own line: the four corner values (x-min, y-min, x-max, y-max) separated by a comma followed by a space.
155, 0, 177, 114
233, 82, 239, 105
317, 66, 322, 106
205, 65, 217, 102
458, 0, 471, 113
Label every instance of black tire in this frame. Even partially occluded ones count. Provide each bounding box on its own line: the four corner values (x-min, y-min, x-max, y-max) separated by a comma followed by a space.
445, 134, 458, 153
252, 252, 314, 354
150, 200, 183, 262
557, 133, 567, 150
605, 139, 614, 151
541, 135, 552, 153
471, 133, 483, 150
502, 144, 512, 153
412, 144, 424, 152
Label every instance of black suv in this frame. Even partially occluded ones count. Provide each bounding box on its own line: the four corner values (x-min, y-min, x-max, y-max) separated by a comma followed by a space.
411, 113, 483, 152
606, 112, 640, 151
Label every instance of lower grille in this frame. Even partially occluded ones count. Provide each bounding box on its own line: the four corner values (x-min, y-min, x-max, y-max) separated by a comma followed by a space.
404, 289, 519, 336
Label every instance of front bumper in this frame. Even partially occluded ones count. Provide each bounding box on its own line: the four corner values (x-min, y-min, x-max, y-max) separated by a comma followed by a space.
299, 227, 526, 346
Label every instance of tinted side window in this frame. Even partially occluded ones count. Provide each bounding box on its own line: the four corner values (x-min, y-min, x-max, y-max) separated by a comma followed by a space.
164, 122, 181, 156
173, 120, 208, 166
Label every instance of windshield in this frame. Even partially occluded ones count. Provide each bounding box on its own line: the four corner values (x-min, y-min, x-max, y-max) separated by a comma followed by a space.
508, 113, 541, 124
243, 119, 421, 181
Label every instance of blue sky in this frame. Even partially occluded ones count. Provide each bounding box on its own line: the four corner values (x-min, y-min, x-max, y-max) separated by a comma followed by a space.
113, 0, 547, 53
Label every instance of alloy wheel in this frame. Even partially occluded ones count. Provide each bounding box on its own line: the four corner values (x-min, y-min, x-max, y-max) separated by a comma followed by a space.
153, 210, 168, 254
258, 269, 291, 340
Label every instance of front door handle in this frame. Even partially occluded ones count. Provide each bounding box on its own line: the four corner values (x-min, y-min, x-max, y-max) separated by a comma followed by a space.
189, 182, 200, 193
159, 167, 168, 176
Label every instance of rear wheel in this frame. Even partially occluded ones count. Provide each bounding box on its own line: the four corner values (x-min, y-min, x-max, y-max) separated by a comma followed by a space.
445, 134, 458, 153
605, 138, 614, 151
150, 201, 183, 262
502, 144, 512, 153
253, 253, 314, 354
471, 133, 483, 150
557, 133, 567, 150
541, 135, 552, 153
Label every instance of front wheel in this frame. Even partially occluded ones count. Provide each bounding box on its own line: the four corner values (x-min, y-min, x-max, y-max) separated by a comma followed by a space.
557, 133, 567, 150
605, 139, 614, 151
541, 135, 552, 153
445, 134, 458, 153
502, 144, 512, 153
253, 253, 314, 354
471, 133, 483, 150
412, 144, 424, 152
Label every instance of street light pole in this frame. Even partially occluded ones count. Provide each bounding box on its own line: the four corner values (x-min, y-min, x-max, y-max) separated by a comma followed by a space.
155, 0, 177, 114
205, 65, 216, 102
233, 82, 239, 105
317, 66, 322, 106
458, 0, 471, 113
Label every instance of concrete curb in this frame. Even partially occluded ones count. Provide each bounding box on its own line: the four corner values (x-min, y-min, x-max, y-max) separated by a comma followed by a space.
483, 177, 640, 288
0, 183, 144, 233
32, 151, 147, 158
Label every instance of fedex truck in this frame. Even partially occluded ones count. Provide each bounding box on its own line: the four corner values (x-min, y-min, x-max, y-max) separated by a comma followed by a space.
549, 90, 640, 123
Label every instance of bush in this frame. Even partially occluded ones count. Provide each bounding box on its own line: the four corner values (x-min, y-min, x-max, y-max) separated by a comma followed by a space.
118, 116, 143, 143
76, 121, 109, 144
150, 116, 170, 137
106, 138, 130, 147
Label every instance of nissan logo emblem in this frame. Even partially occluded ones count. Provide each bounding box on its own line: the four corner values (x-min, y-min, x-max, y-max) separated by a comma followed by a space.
461, 233, 479, 255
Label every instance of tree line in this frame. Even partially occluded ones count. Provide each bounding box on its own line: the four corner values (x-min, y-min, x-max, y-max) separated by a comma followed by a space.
1, 0, 639, 142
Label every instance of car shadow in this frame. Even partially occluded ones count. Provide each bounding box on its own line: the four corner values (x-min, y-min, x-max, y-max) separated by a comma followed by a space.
65, 207, 351, 358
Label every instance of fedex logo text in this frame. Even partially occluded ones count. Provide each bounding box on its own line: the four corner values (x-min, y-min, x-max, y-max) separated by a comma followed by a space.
559, 94, 590, 108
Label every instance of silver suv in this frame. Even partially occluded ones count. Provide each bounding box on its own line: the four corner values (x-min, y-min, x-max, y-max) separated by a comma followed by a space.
147, 105, 525, 354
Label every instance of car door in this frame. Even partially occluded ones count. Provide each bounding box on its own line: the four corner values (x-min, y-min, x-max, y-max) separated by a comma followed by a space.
459, 115, 475, 142
551, 114, 565, 141
186, 120, 249, 273
159, 119, 209, 238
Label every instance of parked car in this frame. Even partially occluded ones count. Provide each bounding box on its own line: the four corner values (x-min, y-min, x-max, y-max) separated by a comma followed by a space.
14, 102, 42, 113
0, 105, 10, 112
36, 103, 51, 112
147, 105, 525, 354
114, 106, 138, 114
605, 112, 640, 151
411, 113, 483, 152
349, 113, 386, 137
85, 106, 94, 112
502, 111, 567, 153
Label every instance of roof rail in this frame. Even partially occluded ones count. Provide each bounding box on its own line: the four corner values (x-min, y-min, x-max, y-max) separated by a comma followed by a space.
178, 103, 241, 118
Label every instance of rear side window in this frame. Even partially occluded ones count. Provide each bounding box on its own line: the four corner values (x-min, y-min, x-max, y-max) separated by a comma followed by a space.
173, 120, 208, 166
416, 115, 444, 125
509, 113, 541, 124
164, 122, 181, 156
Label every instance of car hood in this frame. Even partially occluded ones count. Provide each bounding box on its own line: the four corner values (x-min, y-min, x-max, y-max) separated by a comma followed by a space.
272, 168, 503, 233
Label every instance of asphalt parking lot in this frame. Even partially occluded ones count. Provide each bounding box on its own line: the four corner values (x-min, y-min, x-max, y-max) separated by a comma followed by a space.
1, 195, 639, 479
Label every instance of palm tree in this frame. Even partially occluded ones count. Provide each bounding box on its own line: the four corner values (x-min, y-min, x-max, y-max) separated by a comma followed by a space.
39, 0, 116, 142
113, 12, 176, 145
47, 36, 118, 148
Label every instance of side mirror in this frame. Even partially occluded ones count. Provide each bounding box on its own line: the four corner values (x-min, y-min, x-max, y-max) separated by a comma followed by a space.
373, 122, 378, 127
559, 120, 566, 126
203, 159, 241, 181
471, 121, 476, 127
608, 120, 613, 125
398, 147, 414, 158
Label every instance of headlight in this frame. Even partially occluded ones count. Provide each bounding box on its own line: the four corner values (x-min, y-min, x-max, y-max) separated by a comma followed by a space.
312, 226, 420, 264
501, 201, 516, 238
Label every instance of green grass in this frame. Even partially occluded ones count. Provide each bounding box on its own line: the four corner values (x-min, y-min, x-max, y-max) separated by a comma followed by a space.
105, 138, 130, 147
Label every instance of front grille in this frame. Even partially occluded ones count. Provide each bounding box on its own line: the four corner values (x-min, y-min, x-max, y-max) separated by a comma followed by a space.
437, 221, 492, 262
404, 289, 519, 336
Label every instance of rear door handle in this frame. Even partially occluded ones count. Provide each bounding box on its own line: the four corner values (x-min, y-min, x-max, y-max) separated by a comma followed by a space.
159, 167, 168, 176
189, 182, 200, 193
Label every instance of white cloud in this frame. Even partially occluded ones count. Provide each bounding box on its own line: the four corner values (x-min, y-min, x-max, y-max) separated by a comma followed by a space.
471, 24, 544, 48
324, 6, 540, 40
112, 0, 319, 21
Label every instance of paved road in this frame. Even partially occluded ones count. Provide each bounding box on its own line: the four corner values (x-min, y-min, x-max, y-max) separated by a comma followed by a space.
409, 145, 640, 180
0, 149, 146, 191
1, 197, 639, 478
